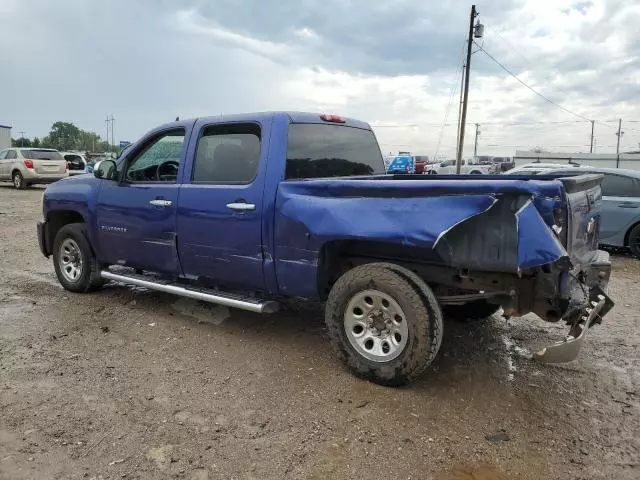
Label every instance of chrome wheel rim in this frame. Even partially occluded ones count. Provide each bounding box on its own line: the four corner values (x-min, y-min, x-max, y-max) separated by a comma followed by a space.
59, 238, 83, 282
13, 174, 21, 188
344, 290, 409, 362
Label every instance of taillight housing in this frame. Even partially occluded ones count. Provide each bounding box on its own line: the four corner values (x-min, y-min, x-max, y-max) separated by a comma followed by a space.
23, 159, 34, 169
320, 114, 346, 123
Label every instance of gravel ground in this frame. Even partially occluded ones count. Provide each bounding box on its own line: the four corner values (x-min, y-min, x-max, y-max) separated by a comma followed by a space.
0, 185, 638, 480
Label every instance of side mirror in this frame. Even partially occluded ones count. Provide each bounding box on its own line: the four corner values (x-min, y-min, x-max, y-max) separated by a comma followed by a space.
94, 159, 118, 180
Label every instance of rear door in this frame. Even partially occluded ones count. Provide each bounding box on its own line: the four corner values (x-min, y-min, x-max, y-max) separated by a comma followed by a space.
177, 120, 268, 290
598, 173, 640, 244
3, 150, 18, 177
94, 128, 187, 274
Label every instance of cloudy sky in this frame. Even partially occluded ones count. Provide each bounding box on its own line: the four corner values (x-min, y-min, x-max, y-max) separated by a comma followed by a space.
1, 0, 640, 158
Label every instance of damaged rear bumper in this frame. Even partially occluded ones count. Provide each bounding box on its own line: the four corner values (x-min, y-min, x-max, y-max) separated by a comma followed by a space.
534, 250, 613, 363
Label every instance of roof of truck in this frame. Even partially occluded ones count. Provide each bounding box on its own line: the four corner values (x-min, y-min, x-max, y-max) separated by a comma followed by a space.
156, 112, 372, 132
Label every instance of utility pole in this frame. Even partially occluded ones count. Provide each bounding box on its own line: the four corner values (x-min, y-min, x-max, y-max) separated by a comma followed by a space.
105, 117, 110, 152
110, 115, 115, 151
473, 123, 480, 161
616, 118, 623, 168
105, 115, 115, 152
456, 5, 482, 174
18, 131, 25, 146
589, 120, 594, 153
455, 63, 466, 162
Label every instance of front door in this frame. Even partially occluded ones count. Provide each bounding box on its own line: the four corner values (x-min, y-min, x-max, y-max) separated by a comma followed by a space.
177, 120, 267, 290
599, 172, 640, 244
94, 128, 187, 274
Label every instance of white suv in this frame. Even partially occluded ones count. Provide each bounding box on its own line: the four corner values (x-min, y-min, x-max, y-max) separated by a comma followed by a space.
0, 148, 68, 189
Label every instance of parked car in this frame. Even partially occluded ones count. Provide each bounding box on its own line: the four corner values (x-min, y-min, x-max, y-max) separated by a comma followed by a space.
413, 155, 430, 174
60, 152, 87, 175
541, 167, 640, 258
0, 147, 68, 189
386, 154, 414, 173
37, 112, 612, 385
505, 162, 586, 175
425, 159, 493, 174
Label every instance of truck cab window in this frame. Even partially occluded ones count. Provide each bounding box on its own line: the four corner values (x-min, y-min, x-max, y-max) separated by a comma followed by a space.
286, 123, 384, 179
192, 123, 261, 184
125, 130, 185, 183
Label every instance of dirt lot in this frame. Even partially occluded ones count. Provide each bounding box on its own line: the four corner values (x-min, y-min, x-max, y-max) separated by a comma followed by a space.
0, 185, 638, 480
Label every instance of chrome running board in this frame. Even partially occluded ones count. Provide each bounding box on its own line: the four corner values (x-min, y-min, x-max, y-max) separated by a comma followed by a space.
100, 270, 279, 314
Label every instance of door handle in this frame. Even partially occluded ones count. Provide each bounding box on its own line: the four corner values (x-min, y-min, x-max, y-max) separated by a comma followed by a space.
226, 202, 256, 211
618, 203, 639, 209
149, 199, 172, 207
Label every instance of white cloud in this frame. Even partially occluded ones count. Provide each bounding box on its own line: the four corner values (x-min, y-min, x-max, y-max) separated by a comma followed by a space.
1, 0, 639, 158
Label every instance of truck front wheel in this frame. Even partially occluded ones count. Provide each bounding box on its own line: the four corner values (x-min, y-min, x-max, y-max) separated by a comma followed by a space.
325, 264, 443, 386
53, 223, 105, 293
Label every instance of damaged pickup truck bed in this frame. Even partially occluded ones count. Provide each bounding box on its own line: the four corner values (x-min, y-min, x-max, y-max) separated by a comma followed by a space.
37, 112, 613, 385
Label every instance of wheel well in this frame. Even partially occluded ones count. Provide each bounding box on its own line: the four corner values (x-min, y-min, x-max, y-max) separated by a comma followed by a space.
624, 221, 640, 246
469, 170, 482, 174
47, 211, 85, 249
11, 169, 22, 177
317, 240, 444, 298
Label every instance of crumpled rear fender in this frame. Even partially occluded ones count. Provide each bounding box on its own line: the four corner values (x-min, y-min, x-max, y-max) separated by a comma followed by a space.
434, 194, 569, 273
274, 181, 569, 295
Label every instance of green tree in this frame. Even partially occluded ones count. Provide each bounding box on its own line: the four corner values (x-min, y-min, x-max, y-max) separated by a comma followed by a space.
40, 136, 53, 148
48, 121, 81, 151
11, 137, 32, 147
32, 137, 41, 148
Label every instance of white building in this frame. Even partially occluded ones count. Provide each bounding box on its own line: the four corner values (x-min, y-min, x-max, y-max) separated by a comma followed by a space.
514, 150, 640, 171
0, 125, 11, 150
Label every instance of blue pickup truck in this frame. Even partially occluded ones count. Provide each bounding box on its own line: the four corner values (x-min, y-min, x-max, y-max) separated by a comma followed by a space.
37, 112, 613, 385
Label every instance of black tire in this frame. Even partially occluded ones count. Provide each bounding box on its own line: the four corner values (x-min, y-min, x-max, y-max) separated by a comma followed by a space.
628, 224, 640, 259
12, 171, 26, 190
443, 300, 500, 322
325, 264, 443, 386
52, 223, 105, 293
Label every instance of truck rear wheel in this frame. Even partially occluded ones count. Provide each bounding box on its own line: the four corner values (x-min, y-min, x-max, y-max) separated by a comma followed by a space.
53, 223, 105, 293
325, 264, 443, 386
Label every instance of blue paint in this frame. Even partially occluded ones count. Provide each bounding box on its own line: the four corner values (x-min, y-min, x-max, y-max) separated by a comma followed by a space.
515, 201, 567, 269
41, 111, 598, 300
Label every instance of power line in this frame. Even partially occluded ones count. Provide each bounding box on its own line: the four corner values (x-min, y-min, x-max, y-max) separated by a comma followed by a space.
483, 24, 535, 68
474, 42, 593, 123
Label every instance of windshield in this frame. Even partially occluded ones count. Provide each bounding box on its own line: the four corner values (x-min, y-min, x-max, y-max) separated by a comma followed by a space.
21, 149, 63, 160
286, 124, 384, 179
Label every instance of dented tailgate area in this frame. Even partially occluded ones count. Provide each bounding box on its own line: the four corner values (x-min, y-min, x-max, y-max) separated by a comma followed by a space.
275, 174, 613, 362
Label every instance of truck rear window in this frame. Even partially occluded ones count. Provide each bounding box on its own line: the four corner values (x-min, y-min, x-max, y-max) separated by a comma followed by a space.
286, 124, 384, 179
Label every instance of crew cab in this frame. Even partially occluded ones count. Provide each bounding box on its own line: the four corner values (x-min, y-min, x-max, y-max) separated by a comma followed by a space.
37, 112, 613, 385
